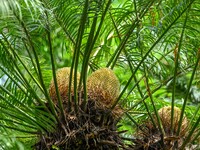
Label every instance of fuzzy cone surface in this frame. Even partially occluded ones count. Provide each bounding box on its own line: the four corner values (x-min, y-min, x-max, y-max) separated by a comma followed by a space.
87, 68, 120, 107
49, 67, 80, 103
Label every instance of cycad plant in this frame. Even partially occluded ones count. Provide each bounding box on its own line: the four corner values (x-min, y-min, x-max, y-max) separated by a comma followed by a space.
0, 0, 200, 149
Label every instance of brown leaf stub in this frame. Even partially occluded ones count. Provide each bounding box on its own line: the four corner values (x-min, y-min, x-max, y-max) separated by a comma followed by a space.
49, 67, 80, 103
87, 68, 120, 107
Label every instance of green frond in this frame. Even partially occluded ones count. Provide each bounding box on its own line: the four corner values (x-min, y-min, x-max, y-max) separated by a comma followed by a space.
0, 0, 200, 149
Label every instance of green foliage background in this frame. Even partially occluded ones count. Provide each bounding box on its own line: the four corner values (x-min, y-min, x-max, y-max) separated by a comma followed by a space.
0, 0, 200, 149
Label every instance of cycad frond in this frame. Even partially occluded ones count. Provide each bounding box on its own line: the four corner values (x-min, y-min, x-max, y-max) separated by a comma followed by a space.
0, 0, 200, 149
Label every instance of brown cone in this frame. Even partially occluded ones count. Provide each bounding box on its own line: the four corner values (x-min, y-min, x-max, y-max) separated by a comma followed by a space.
87, 68, 120, 107
49, 67, 80, 103
158, 106, 188, 135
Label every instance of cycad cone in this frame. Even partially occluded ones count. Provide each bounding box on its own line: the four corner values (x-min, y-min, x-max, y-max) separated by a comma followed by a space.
87, 68, 120, 107
49, 67, 80, 103
158, 106, 188, 135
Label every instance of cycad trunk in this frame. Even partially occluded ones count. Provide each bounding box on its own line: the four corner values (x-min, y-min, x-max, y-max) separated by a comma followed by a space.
34, 67, 125, 149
